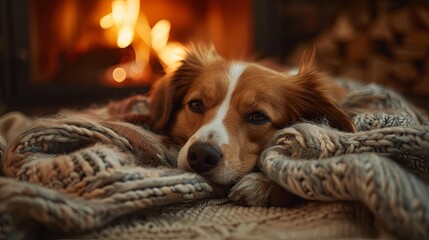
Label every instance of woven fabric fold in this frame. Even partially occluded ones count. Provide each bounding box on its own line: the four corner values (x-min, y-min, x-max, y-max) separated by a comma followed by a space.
1, 83, 428, 239
0, 111, 224, 238
259, 124, 429, 240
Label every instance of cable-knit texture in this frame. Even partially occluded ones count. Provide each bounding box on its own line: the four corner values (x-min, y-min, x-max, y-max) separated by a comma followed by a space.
259, 124, 429, 240
0, 81, 428, 239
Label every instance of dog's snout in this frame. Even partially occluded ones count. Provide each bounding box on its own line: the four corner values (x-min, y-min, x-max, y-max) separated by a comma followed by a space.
187, 143, 222, 172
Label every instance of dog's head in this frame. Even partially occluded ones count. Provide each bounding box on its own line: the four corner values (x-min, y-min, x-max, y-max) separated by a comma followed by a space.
149, 44, 355, 185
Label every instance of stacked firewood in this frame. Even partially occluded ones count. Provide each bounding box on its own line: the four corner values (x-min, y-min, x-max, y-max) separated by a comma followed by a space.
288, 2, 429, 97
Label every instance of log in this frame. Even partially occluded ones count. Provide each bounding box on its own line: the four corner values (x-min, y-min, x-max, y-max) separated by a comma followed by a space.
390, 7, 415, 34
346, 34, 371, 62
366, 55, 390, 84
390, 62, 418, 83
297, 3, 429, 98
331, 14, 356, 42
337, 64, 365, 81
415, 5, 429, 30
314, 33, 338, 57
392, 44, 427, 61
412, 76, 429, 95
425, 61, 429, 74
403, 31, 429, 48
369, 11, 394, 42
319, 55, 343, 70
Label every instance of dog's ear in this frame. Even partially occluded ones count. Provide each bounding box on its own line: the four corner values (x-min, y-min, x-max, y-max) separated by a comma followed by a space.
289, 46, 356, 132
149, 43, 221, 132
298, 45, 317, 75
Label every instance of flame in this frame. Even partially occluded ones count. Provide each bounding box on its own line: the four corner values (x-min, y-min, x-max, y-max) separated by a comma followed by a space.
158, 42, 186, 69
150, 20, 186, 70
100, 0, 139, 48
100, 14, 114, 29
100, 0, 186, 84
151, 20, 171, 52
117, 26, 134, 48
111, 1, 126, 25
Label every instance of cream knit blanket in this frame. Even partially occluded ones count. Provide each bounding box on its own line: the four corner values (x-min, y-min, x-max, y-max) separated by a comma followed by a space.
0, 81, 428, 239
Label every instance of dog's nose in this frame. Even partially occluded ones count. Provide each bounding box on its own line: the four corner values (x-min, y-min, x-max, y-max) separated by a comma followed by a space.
187, 143, 222, 172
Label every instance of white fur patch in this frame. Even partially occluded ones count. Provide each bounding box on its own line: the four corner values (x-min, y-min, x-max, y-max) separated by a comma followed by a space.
188, 63, 245, 144
286, 67, 299, 76
177, 63, 246, 177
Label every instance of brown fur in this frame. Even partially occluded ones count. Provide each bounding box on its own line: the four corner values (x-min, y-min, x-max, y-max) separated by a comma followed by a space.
149, 44, 355, 184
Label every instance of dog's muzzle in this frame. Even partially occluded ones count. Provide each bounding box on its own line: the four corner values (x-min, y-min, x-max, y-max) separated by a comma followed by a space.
187, 142, 222, 172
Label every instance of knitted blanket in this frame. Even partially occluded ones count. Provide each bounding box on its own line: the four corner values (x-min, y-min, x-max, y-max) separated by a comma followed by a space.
0, 81, 428, 239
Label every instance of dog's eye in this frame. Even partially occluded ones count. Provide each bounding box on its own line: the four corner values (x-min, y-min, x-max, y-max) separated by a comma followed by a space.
248, 111, 270, 124
188, 100, 205, 113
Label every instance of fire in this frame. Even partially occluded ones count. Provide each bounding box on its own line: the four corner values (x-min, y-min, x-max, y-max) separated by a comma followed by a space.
151, 20, 171, 52
100, 14, 114, 29
158, 42, 187, 69
100, 0, 186, 84
100, 0, 140, 48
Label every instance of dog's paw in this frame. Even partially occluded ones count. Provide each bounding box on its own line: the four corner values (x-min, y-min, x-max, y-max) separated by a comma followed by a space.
228, 172, 295, 207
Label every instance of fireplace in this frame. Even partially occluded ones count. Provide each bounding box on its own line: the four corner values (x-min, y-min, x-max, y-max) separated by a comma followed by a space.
1, 0, 429, 112
1, 0, 254, 109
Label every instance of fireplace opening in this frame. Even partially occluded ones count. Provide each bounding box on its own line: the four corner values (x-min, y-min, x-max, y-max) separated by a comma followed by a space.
1, 0, 253, 110
29, 0, 252, 88
1, 0, 429, 113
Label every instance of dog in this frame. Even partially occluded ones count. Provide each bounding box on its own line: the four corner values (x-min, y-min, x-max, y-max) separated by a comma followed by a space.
149, 44, 355, 190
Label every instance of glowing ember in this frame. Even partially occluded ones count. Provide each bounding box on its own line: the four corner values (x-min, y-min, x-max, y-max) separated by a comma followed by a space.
100, 0, 186, 84
112, 67, 127, 82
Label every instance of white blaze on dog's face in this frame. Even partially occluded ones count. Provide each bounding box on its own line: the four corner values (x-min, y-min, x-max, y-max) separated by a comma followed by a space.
149, 44, 355, 185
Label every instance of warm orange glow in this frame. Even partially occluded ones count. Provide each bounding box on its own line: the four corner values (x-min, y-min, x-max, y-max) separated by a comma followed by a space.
100, 0, 187, 83
111, 1, 126, 25
158, 42, 186, 71
117, 26, 134, 48
100, 14, 114, 29
123, 0, 140, 26
131, 43, 150, 75
151, 20, 171, 51
119, 0, 140, 48
112, 67, 126, 82
150, 20, 186, 72
136, 14, 152, 46
101, 0, 140, 48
